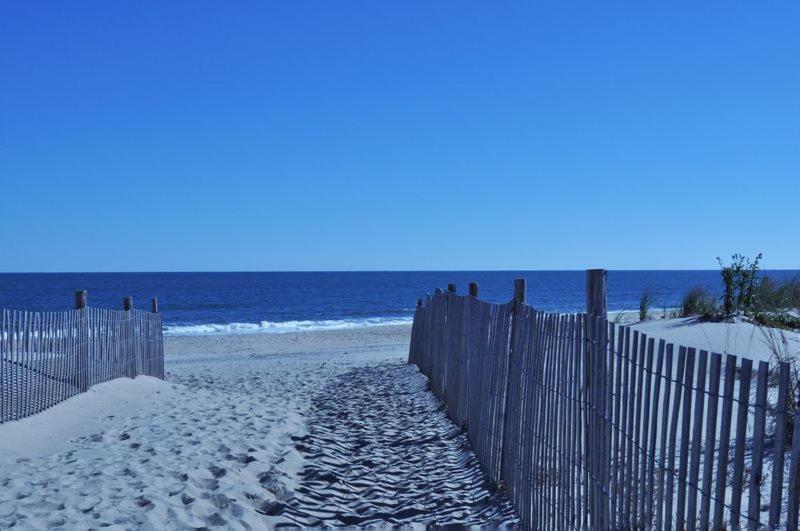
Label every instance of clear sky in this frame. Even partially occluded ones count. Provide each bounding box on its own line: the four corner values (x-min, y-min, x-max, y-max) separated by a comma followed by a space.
1, 2, 798, 272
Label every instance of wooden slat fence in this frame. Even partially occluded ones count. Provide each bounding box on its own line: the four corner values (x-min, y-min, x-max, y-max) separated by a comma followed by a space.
0, 306, 164, 424
409, 286, 800, 529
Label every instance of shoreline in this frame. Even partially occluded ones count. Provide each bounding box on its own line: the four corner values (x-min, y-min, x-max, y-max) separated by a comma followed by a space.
163, 310, 798, 364
165, 323, 412, 361
163, 317, 415, 337
158, 309, 665, 337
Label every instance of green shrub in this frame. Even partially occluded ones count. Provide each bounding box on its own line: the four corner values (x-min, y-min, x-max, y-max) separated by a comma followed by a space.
681, 286, 717, 318
717, 253, 762, 316
720, 266, 735, 314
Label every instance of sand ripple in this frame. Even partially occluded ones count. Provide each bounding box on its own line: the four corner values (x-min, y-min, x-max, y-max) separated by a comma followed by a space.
278, 362, 518, 527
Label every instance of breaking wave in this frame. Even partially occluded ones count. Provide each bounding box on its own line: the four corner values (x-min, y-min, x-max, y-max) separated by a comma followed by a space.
163, 316, 414, 336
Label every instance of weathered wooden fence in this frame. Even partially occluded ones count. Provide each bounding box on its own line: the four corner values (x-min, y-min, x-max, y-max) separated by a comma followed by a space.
408, 272, 800, 530
0, 293, 164, 424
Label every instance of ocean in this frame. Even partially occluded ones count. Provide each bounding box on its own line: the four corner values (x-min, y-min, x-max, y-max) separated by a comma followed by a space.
0, 271, 797, 335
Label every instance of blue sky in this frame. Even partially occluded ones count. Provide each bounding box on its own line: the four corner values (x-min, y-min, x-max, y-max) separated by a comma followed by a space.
1, 2, 798, 272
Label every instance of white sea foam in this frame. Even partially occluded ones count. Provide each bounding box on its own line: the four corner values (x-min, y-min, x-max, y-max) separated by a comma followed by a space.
163, 316, 414, 336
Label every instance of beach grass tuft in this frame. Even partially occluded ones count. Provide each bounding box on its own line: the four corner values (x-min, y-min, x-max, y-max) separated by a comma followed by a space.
639, 287, 655, 321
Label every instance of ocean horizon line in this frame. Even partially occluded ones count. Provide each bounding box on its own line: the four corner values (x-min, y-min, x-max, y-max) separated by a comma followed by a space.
3, 268, 799, 275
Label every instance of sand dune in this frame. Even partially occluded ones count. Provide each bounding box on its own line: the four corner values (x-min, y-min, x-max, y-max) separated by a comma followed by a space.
611, 312, 800, 362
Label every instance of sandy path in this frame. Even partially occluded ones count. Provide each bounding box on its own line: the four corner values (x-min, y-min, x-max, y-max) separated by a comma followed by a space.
280, 361, 516, 526
1, 351, 327, 529
0, 325, 516, 529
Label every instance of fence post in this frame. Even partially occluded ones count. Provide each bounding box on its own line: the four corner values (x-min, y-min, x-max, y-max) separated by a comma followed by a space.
155, 299, 165, 379
586, 269, 608, 319
149, 298, 159, 377
586, 269, 609, 527
75, 290, 87, 310
469, 282, 479, 297
514, 278, 527, 306
75, 290, 89, 392
123, 297, 134, 378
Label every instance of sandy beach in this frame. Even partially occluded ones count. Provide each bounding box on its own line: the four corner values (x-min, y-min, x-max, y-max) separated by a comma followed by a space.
0, 324, 515, 529
1, 314, 797, 528
4, 2, 796, 526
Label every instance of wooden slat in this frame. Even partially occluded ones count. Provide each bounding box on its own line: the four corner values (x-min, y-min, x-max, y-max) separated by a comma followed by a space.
2, 310, 6, 422
686, 349, 709, 530
787, 384, 800, 531
570, 313, 582, 526
645, 338, 664, 526
22, 311, 30, 418
538, 313, 555, 527
533, 310, 547, 527
748, 361, 769, 528
37, 312, 46, 413
610, 322, 622, 523
667, 345, 688, 530
562, 314, 575, 527
1, 310, 6, 423
547, 314, 560, 525
638, 337, 655, 525
655, 342, 674, 531
770, 362, 791, 528
586, 315, 597, 527
17, 311, 23, 420
553, 314, 566, 526
730, 357, 753, 528
712, 354, 737, 529
676, 347, 696, 530
699, 352, 721, 530
615, 325, 631, 526
599, 315, 612, 527
623, 329, 639, 525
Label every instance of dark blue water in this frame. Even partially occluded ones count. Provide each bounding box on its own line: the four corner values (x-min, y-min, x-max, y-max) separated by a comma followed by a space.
0, 271, 797, 335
